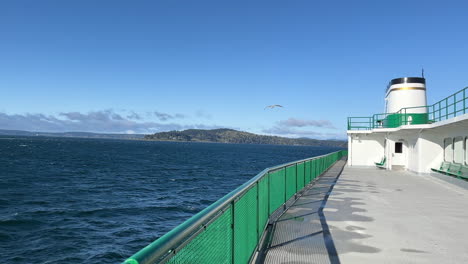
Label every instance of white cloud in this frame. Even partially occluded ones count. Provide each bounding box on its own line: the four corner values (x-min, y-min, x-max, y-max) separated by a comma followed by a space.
262, 126, 346, 140
262, 118, 344, 140
0, 110, 217, 134
278, 118, 336, 129
153, 111, 186, 121
126, 111, 142, 120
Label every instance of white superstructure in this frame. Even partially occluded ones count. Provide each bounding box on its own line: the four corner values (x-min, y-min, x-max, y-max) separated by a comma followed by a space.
347, 77, 468, 174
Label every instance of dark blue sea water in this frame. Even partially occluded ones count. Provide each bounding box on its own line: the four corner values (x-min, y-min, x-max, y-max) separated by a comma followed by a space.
0, 136, 342, 263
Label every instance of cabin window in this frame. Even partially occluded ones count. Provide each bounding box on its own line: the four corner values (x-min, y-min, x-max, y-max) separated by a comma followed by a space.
444, 138, 453, 162
395, 142, 403, 153
454, 137, 464, 164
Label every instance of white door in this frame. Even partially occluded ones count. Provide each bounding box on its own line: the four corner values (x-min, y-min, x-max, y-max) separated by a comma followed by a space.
392, 141, 406, 166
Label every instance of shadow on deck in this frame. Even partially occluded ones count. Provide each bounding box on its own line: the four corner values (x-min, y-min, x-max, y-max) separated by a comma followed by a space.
259, 159, 346, 264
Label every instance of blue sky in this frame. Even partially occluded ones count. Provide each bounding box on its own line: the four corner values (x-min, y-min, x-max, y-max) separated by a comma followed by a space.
1, 0, 467, 139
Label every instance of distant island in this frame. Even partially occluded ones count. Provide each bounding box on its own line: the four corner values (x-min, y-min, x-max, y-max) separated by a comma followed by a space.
0, 129, 145, 140
0, 128, 347, 147
145, 128, 347, 148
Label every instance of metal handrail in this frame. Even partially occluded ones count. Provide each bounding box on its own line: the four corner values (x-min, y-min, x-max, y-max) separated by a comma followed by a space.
348, 86, 468, 130
123, 150, 346, 264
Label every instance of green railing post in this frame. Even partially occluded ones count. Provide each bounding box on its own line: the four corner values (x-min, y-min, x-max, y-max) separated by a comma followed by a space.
303, 162, 306, 188
267, 172, 270, 223
256, 181, 259, 252
433, 104, 436, 120
446, 98, 448, 120
283, 167, 286, 210
438, 101, 442, 121
231, 200, 235, 264
464, 88, 466, 114
295, 163, 298, 198
454, 93, 457, 116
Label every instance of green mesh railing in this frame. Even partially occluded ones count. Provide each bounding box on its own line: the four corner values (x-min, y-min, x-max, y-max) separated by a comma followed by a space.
348, 86, 468, 130
123, 150, 347, 264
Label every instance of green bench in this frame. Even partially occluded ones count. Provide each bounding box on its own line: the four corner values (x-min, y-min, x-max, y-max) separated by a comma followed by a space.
459, 166, 468, 179
432, 162, 468, 179
447, 163, 462, 176
375, 157, 386, 169
432, 161, 451, 174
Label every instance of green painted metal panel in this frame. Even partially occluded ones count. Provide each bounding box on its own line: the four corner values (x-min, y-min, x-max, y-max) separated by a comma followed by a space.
314, 159, 319, 179
296, 162, 305, 191
285, 165, 297, 199
318, 158, 322, 176
257, 175, 269, 240
385, 113, 400, 128
384, 113, 429, 128
124, 150, 347, 264
166, 207, 233, 264
269, 169, 285, 214
234, 186, 258, 264
412, 113, 429, 124
319, 158, 323, 174
309, 159, 314, 180
320, 158, 323, 174
304, 161, 311, 184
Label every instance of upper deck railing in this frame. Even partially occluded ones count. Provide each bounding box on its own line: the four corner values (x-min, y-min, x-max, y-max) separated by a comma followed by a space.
122, 150, 347, 264
348, 86, 468, 130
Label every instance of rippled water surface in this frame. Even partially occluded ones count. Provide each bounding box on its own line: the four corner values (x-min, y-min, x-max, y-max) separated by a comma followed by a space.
0, 136, 342, 263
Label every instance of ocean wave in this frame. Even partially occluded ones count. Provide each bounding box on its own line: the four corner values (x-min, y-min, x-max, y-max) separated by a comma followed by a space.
0, 218, 43, 228
0, 136, 336, 263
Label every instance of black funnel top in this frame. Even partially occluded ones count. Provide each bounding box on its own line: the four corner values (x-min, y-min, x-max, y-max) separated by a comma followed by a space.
389, 77, 426, 86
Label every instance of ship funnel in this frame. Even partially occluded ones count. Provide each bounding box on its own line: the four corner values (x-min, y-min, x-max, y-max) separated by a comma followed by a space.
385, 77, 427, 113
384, 77, 428, 127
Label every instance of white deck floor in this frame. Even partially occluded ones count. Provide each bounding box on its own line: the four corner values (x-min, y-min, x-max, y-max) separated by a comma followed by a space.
325, 166, 468, 264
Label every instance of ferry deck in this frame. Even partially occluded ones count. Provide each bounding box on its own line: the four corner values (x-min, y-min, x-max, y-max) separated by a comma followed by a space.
124, 77, 468, 264
261, 160, 468, 263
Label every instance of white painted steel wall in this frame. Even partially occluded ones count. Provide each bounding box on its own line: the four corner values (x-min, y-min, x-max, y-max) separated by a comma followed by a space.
347, 117, 468, 173
385, 82, 427, 113
406, 136, 419, 171
417, 133, 443, 173
348, 133, 385, 166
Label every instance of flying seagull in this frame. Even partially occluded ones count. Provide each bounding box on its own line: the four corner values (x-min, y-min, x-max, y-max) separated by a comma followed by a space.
265, 104, 284, 109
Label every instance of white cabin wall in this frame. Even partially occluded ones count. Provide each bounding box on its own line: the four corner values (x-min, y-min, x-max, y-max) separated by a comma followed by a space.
347, 117, 468, 172
420, 124, 468, 171
418, 131, 444, 173
347, 135, 352, 165
348, 133, 385, 166
385, 125, 467, 173
384, 138, 394, 169
406, 136, 419, 172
